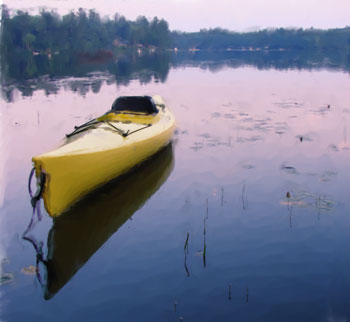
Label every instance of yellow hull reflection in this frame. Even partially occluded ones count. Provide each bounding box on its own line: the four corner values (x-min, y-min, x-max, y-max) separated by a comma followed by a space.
43, 144, 174, 299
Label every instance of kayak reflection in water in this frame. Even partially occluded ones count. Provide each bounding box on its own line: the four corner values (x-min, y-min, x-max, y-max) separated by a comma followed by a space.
25, 144, 174, 300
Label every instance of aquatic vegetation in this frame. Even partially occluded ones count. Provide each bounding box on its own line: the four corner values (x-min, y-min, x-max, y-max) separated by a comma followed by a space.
242, 184, 248, 210
242, 163, 255, 170
280, 190, 335, 212
273, 99, 304, 109
236, 135, 264, 143
280, 164, 298, 175
21, 265, 37, 275
296, 134, 313, 142
0, 272, 14, 286
184, 232, 190, 277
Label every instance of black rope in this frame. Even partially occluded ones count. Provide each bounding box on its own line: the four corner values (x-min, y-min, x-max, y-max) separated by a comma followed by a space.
28, 167, 36, 198
23, 168, 46, 237
73, 118, 98, 130
125, 123, 152, 136
22, 234, 46, 286
66, 120, 101, 138
29, 169, 46, 208
105, 121, 127, 137
66, 113, 154, 139
22, 200, 43, 237
66, 124, 98, 138
23, 167, 48, 287
105, 122, 152, 137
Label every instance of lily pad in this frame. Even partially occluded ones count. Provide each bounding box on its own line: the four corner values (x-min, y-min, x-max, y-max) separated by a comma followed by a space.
21, 265, 37, 275
0, 272, 15, 286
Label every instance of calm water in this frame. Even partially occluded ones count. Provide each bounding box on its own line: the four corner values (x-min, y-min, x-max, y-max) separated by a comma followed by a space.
1, 57, 350, 321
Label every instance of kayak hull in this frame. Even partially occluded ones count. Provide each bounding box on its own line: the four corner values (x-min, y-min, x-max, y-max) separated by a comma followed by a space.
32, 97, 175, 217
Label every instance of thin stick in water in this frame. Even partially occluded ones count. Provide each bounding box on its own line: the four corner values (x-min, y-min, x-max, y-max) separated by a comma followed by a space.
184, 254, 190, 277
206, 198, 209, 219
203, 218, 207, 268
184, 232, 189, 254
242, 184, 247, 210
184, 232, 190, 276
221, 187, 224, 207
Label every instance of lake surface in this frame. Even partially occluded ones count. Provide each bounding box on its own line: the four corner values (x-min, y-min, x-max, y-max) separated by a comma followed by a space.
1, 54, 350, 321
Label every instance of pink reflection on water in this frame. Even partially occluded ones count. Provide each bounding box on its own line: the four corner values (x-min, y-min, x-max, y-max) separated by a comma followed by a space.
2, 66, 350, 208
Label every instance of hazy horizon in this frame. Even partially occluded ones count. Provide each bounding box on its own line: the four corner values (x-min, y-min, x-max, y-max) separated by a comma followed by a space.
4, 0, 350, 32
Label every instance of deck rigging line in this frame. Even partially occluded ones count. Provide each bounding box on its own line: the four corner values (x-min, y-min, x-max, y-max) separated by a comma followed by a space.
66, 119, 152, 138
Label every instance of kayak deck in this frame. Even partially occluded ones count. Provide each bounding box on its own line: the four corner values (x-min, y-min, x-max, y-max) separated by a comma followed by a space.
32, 96, 175, 217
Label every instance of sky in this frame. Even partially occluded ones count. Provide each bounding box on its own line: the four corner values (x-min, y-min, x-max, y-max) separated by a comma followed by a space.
4, 0, 350, 32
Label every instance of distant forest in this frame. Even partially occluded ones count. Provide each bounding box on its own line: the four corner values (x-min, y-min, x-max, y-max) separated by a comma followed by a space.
173, 27, 350, 51
1, 5, 350, 81
2, 5, 349, 53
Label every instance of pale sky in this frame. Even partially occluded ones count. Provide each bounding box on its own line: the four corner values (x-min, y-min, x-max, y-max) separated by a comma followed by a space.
4, 0, 350, 32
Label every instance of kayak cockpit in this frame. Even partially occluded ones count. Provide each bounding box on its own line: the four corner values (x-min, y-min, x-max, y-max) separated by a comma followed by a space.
96, 95, 163, 126
110, 95, 159, 115
65, 96, 164, 139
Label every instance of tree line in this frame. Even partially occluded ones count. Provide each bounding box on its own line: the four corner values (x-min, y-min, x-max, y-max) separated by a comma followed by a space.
2, 5, 349, 55
172, 27, 350, 51
1, 5, 349, 82
0, 5, 171, 80
0, 5, 171, 53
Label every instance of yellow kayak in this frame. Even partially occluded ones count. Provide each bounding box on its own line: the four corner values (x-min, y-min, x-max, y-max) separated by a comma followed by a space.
32, 95, 175, 217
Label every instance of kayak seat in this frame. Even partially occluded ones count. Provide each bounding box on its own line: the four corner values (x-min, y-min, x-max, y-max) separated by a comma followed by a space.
111, 96, 158, 115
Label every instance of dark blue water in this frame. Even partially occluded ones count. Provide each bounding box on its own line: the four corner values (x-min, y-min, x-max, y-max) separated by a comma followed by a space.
1, 64, 350, 321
